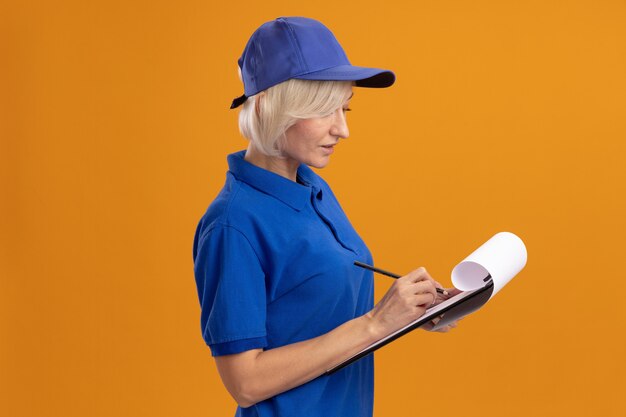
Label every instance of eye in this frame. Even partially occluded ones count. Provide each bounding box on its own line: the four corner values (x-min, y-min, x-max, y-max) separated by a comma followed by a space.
342, 107, 352, 113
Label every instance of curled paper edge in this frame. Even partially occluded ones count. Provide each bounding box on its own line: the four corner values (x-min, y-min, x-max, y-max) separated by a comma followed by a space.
451, 232, 527, 298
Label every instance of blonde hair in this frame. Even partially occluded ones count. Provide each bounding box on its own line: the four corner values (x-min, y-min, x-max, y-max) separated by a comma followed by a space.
238, 79, 353, 157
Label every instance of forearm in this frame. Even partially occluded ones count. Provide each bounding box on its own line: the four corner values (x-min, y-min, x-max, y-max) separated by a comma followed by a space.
216, 312, 383, 407
216, 267, 442, 408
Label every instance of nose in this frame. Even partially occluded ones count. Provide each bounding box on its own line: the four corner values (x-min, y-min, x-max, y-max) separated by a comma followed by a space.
329, 107, 350, 140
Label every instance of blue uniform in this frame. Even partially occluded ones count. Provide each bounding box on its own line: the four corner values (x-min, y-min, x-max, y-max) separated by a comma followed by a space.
192, 150, 375, 417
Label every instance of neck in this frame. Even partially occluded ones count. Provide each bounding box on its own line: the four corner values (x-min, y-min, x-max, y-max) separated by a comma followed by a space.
244, 143, 300, 182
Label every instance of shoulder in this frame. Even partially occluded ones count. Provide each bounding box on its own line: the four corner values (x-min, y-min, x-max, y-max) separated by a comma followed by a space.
194, 172, 283, 246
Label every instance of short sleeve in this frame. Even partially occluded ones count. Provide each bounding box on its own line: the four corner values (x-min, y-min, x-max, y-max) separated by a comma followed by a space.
193, 223, 267, 356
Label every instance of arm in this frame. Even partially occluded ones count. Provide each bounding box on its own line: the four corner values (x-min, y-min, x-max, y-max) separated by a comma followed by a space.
215, 267, 439, 408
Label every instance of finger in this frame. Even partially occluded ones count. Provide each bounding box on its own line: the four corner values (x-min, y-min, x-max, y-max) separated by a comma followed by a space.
411, 280, 435, 292
439, 320, 461, 332
406, 267, 431, 283
414, 293, 436, 307
412, 280, 438, 304
415, 267, 439, 287
410, 269, 449, 297
421, 321, 434, 331
432, 280, 445, 290
429, 279, 452, 296
436, 287, 460, 301
430, 314, 445, 326
446, 288, 463, 297
421, 321, 451, 333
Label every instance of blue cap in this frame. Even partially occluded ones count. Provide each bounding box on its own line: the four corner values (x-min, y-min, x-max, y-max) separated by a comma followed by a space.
230, 17, 396, 109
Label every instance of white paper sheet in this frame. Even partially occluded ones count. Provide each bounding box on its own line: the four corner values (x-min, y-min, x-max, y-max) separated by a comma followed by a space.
451, 231, 527, 298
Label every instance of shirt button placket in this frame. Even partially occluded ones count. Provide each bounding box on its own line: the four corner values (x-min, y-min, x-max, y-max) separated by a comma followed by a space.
310, 188, 356, 254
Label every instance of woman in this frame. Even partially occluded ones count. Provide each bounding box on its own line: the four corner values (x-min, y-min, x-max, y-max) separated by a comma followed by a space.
192, 17, 459, 417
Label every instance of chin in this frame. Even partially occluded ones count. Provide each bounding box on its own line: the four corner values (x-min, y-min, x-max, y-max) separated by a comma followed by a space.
308, 157, 331, 169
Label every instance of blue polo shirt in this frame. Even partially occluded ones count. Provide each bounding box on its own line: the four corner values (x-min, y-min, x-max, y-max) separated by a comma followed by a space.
192, 150, 375, 417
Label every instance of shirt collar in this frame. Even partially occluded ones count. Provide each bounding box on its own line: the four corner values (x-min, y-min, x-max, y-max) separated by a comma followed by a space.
227, 150, 322, 211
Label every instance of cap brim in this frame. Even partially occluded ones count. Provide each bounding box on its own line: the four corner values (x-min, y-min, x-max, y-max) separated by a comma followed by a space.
294, 65, 395, 88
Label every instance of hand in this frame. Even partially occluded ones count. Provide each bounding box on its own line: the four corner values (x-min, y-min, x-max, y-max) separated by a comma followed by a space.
422, 287, 463, 333
365, 267, 438, 338
421, 315, 461, 333
432, 286, 462, 306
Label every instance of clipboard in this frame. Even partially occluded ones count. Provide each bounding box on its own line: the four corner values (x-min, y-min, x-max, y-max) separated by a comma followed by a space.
325, 277, 494, 375
326, 231, 528, 375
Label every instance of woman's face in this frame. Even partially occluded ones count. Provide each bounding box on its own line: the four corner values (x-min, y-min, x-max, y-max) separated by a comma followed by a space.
281, 95, 352, 169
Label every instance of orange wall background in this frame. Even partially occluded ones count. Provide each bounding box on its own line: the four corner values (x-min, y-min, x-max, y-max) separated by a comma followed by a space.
1, 1, 625, 416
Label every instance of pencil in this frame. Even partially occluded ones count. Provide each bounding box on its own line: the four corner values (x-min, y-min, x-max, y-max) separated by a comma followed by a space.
353, 261, 448, 295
